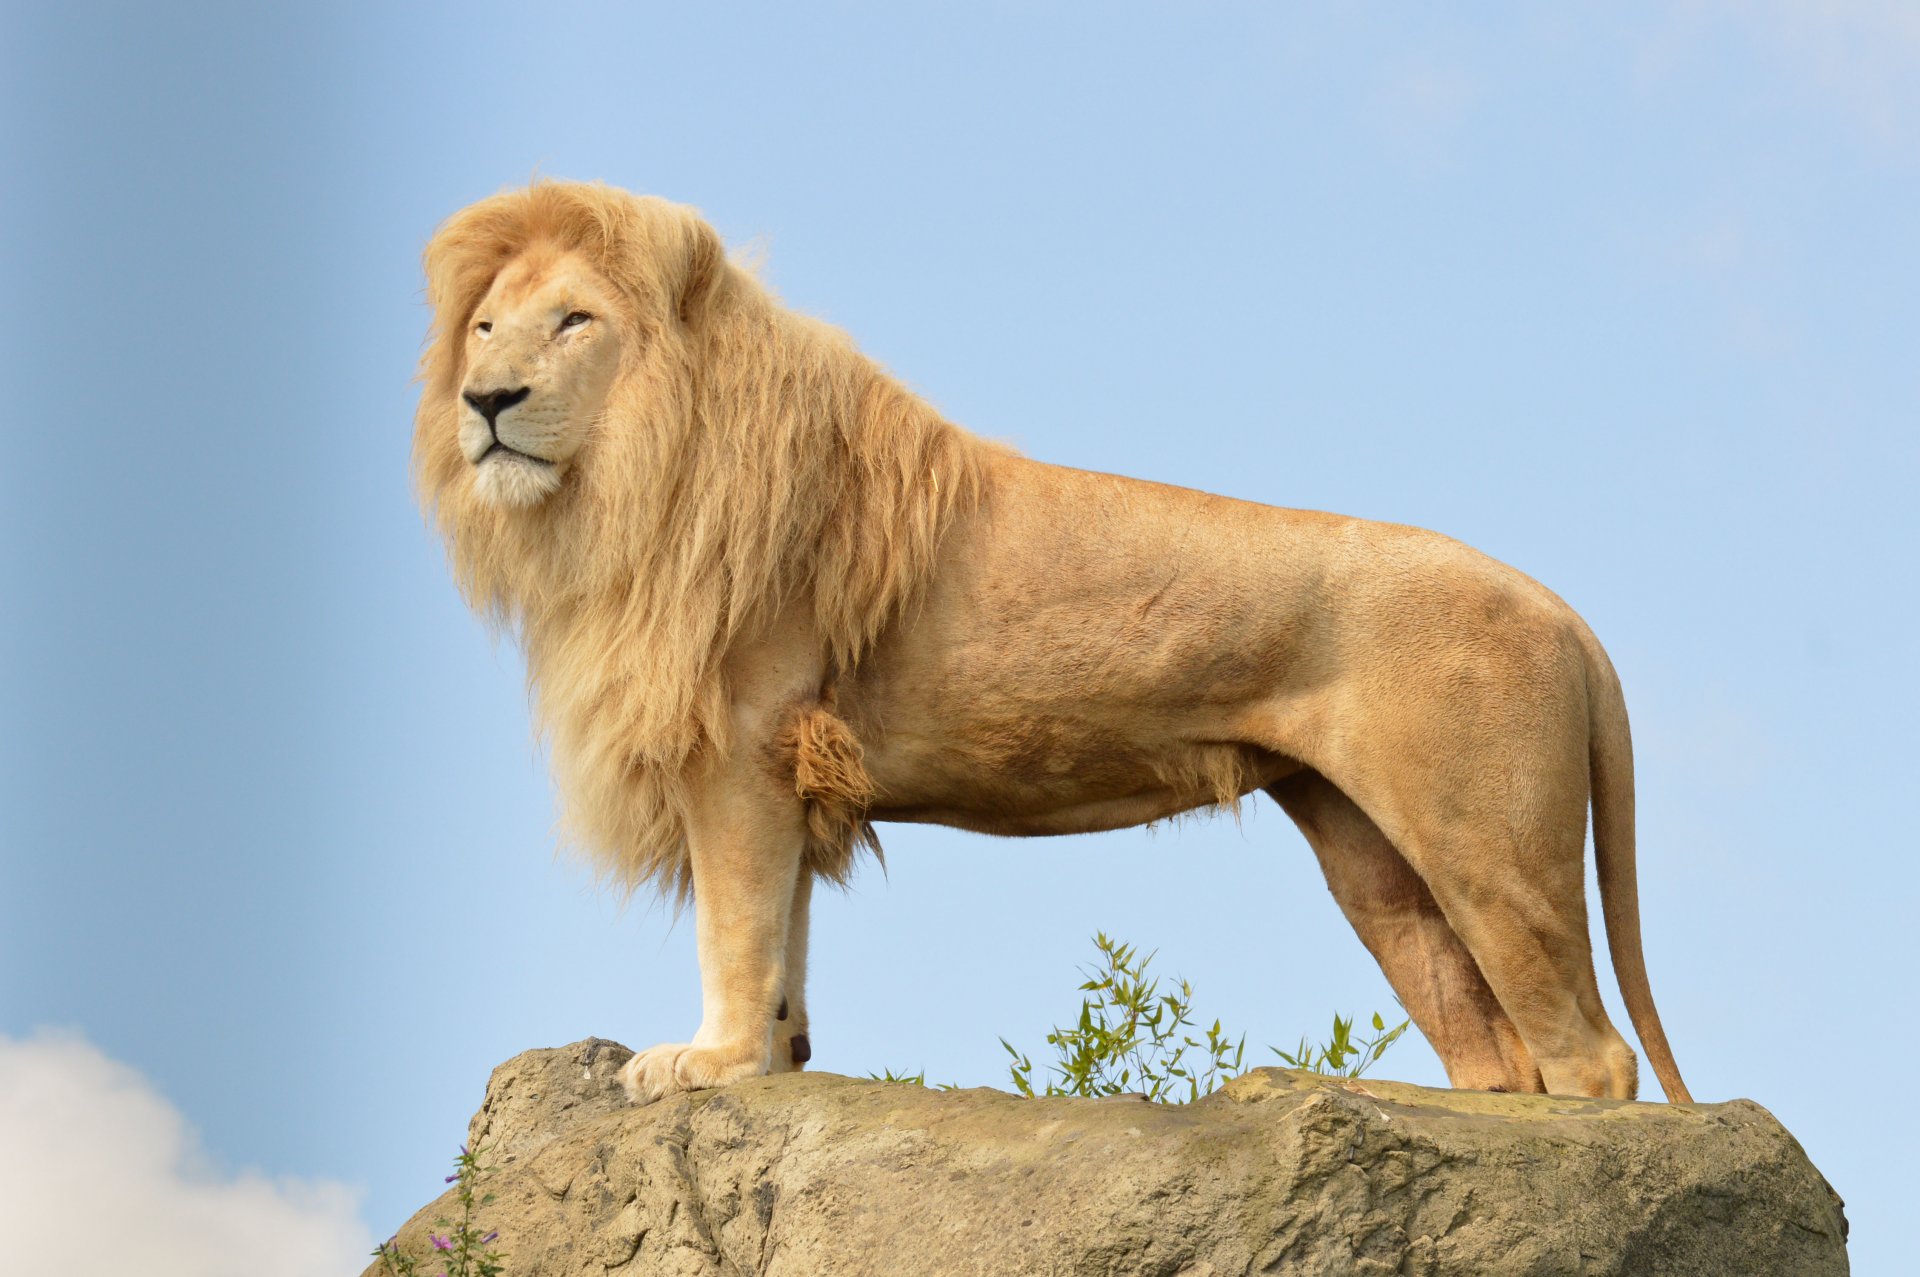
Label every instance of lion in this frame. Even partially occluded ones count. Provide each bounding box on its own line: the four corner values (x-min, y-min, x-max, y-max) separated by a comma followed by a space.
414, 180, 1691, 1106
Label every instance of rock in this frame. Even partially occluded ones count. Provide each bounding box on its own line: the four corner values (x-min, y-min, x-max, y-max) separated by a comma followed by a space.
365, 1040, 1847, 1276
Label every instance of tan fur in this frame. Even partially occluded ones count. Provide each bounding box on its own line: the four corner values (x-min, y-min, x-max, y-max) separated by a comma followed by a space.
783, 705, 880, 881
415, 182, 983, 900
415, 181, 1692, 1107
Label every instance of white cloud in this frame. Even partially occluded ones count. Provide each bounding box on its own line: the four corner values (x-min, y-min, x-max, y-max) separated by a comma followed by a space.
0, 1031, 373, 1277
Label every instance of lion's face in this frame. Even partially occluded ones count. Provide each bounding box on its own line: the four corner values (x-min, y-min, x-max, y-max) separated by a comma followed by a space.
457, 249, 628, 508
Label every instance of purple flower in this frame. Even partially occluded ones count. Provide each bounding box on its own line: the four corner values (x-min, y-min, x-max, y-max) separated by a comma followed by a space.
430, 1234, 452, 1251
482, 1231, 499, 1244
445, 1173, 459, 1183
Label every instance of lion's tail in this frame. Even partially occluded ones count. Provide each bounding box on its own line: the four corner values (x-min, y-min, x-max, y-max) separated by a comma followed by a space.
1583, 633, 1692, 1104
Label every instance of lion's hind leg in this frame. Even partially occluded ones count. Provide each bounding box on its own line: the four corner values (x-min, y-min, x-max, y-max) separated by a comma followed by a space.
767, 868, 814, 1074
1321, 726, 1639, 1100
1267, 772, 1543, 1093
763, 702, 879, 1077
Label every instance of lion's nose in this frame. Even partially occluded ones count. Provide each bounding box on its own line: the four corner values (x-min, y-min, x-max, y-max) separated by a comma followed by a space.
463, 386, 531, 426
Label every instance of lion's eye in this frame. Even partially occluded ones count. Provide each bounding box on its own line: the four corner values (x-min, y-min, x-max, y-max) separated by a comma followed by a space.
560, 311, 592, 331
474, 320, 492, 337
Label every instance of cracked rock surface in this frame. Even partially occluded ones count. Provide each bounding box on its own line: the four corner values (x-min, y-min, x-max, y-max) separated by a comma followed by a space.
365, 1039, 1847, 1276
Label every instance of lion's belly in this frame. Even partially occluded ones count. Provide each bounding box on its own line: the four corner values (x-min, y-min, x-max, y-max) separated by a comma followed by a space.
872, 792, 1249, 838
853, 700, 1302, 837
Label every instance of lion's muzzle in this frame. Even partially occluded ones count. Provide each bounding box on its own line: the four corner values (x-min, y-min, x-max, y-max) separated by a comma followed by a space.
462, 384, 553, 468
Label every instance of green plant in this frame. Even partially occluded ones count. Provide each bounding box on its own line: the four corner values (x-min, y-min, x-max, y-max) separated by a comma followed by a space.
867, 1067, 960, 1089
1001, 932, 1248, 1103
372, 1142, 506, 1277
1272, 1011, 1409, 1080
874, 933, 1414, 1103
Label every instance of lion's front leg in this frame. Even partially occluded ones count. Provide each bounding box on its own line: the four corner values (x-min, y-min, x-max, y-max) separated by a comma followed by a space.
620, 763, 808, 1105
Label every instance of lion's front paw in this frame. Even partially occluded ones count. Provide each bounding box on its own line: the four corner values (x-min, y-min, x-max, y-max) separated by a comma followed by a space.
618, 1040, 769, 1105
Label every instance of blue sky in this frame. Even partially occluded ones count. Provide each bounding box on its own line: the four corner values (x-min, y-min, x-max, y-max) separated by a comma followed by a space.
2, 3, 1914, 1271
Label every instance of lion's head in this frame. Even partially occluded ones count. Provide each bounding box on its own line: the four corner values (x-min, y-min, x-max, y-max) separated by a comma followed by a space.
453, 247, 628, 508
415, 183, 725, 526
414, 181, 989, 896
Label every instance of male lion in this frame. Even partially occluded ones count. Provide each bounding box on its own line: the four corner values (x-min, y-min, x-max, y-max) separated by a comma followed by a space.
414, 181, 1691, 1106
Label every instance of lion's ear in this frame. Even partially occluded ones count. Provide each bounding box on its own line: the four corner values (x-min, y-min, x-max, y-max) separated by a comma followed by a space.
676, 214, 725, 328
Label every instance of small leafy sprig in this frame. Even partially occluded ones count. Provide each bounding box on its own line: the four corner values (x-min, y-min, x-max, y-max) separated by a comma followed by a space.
372, 1142, 506, 1277
1000, 932, 1248, 1103
1272, 1011, 1410, 1080
866, 1067, 960, 1089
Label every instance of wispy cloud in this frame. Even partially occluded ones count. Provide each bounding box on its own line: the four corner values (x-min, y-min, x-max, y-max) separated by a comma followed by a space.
1366, 58, 1482, 169
1753, 0, 1920, 144
1654, 211, 1800, 355
1653, 1, 1920, 150
0, 1031, 372, 1277
1669, 214, 1756, 276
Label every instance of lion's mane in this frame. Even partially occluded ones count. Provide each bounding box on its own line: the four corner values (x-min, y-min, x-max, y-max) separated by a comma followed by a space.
414, 182, 989, 897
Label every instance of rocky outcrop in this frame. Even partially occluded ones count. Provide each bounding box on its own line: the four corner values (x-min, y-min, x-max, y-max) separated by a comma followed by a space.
366, 1039, 1847, 1276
